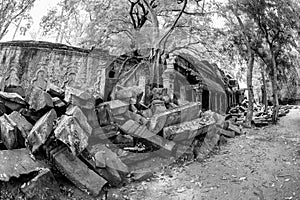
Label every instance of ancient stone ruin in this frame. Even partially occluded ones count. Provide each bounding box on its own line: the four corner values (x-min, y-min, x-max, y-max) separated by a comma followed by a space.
0, 41, 293, 199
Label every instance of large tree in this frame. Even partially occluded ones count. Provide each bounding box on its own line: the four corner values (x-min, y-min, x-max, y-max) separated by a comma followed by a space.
0, 0, 35, 40
218, 0, 300, 124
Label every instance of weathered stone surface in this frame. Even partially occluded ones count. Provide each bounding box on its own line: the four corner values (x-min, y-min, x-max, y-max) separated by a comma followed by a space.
151, 100, 166, 115
27, 109, 57, 153
54, 115, 90, 155
148, 102, 201, 134
0, 91, 26, 111
20, 168, 61, 200
0, 114, 19, 149
0, 41, 112, 100
53, 147, 107, 196
120, 120, 176, 153
8, 111, 33, 139
163, 115, 215, 142
64, 86, 95, 109
94, 145, 129, 173
95, 151, 106, 168
98, 100, 129, 116
26, 87, 54, 112
66, 106, 93, 135
0, 148, 45, 181
195, 125, 220, 159
203, 110, 226, 128
79, 149, 123, 187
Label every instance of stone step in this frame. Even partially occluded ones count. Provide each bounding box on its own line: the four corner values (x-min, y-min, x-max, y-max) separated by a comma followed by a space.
52, 147, 107, 196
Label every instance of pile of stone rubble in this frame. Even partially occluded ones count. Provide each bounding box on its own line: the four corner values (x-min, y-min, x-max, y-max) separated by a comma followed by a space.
227, 103, 294, 127
0, 84, 245, 199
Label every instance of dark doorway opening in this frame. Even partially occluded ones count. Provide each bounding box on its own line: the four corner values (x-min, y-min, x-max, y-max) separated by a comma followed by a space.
202, 90, 209, 111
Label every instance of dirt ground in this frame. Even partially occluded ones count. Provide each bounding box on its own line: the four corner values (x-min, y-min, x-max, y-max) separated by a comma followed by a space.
120, 107, 300, 200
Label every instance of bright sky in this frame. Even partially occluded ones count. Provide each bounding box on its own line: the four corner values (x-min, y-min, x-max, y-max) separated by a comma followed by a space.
1, 0, 60, 42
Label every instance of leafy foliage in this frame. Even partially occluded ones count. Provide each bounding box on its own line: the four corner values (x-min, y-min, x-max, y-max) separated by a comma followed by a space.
0, 0, 36, 40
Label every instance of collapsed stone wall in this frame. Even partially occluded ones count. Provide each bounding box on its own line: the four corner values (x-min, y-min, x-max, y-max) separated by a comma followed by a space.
0, 41, 112, 98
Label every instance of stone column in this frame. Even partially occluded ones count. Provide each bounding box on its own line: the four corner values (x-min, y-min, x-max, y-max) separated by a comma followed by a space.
162, 54, 176, 101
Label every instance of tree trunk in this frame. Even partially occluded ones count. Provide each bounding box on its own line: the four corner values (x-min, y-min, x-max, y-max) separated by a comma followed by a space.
245, 51, 255, 127
260, 62, 268, 112
270, 53, 279, 124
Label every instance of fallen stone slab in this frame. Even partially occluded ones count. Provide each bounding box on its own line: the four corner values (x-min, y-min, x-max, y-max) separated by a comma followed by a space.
8, 111, 33, 139
54, 115, 90, 155
25, 87, 54, 112
148, 102, 201, 134
120, 120, 176, 153
66, 106, 93, 135
0, 91, 26, 111
53, 147, 107, 196
27, 109, 57, 153
163, 115, 215, 142
0, 148, 46, 181
64, 86, 95, 109
0, 114, 19, 149
20, 168, 61, 200
79, 150, 124, 187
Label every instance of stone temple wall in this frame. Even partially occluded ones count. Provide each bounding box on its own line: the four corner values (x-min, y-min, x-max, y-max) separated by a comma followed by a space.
0, 41, 112, 98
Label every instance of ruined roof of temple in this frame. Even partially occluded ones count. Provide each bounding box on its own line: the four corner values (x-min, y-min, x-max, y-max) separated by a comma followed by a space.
0, 40, 90, 53
173, 51, 226, 94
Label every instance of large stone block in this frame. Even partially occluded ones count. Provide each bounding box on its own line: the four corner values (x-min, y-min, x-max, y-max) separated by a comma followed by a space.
163, 115, 215, 142
94, 145, 129, 173
54, 115, 89, 155
8, 111, 33, 139
0, 114, 19, 149
195, 125, 220, 159
148, 102, 201, 134
120, 120, 176, 153
27, 109, 57, 153
25, 87, 54, 112
0, 148, 46, 181
0, 91, 26, 111
64, 86, 95, 109
53, 147, 107, 196
66, 106, 93, 135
